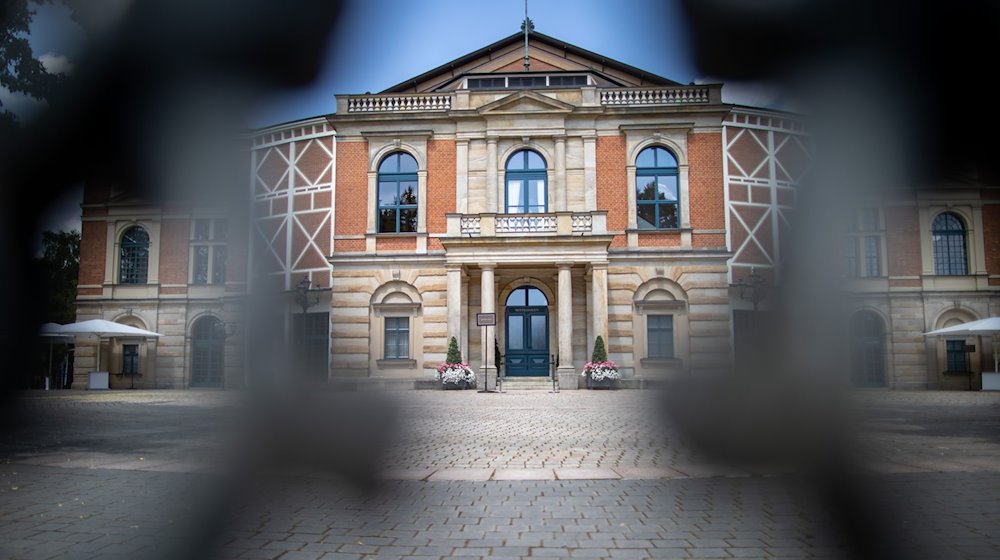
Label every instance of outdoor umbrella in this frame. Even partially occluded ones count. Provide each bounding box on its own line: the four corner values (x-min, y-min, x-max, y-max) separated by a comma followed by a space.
44, 319, 162, 373
924, 317, 1000, 373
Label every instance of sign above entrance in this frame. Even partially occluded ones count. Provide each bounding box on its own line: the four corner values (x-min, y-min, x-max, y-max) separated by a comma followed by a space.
476, 313, 496, 327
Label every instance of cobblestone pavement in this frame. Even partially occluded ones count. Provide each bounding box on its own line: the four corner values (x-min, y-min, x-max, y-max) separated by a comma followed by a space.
1, 389, 998, 559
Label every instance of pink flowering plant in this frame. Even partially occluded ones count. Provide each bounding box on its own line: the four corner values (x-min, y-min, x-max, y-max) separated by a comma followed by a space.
437, 337, 476, 386
581, 336, 621, 381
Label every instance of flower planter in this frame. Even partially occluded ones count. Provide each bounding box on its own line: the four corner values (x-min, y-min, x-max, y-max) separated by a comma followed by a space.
442, 380, 471, 390
587, 377, 617, 390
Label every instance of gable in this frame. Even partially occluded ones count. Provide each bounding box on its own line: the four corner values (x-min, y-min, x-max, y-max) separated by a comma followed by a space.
477, 90, 575, 115
381, 31, 678, 94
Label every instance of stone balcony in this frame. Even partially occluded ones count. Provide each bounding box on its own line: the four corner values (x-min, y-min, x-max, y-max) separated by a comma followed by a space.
445, 211, 607, 238
337, 84, 721, 114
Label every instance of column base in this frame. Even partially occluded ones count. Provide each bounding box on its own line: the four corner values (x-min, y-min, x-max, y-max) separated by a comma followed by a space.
477, 367, 497, 391
557, 366, 579, 390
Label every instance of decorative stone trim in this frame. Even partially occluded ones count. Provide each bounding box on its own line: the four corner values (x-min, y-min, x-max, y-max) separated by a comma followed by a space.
347, 94, 452, 113
600, 87, 710, 106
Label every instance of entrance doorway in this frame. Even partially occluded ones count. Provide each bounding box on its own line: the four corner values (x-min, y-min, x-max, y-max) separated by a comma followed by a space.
505, 286, 549, 376
191, 316, 225, 387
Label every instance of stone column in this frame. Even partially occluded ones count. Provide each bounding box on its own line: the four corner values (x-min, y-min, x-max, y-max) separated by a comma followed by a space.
446, 264, 463, 345
478, 263, 497, 390
486, 137, 498, 213
590, 262, 609, 352
557, 263, 577, 389
555, 135, 567, 211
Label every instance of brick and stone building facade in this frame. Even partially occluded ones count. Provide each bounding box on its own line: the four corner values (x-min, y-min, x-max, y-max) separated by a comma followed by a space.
73, 30, 1000, 390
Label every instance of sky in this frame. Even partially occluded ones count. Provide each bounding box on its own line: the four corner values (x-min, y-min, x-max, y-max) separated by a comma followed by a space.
22, 0, 784, 242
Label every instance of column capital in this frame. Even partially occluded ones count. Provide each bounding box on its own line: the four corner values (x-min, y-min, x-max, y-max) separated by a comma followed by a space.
553, 134, 567, 143
480, 263, 497, 271
588, 261, 609, 271
445, 263, 464, 272
557, 262, 574, 271
486, 136, 499, 145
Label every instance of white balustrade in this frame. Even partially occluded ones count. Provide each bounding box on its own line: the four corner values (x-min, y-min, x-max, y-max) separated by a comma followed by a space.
600, 87, 709, 106
346, 94, 452, 113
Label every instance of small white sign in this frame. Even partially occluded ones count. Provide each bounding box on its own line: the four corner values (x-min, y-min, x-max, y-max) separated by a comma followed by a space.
476, 313, 496, 327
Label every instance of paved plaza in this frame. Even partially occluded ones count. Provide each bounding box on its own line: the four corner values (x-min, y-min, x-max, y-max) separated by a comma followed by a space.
1, 388, 999, 559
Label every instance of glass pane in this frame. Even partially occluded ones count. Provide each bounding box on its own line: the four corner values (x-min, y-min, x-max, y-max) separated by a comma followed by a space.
526, 288, 546, 306
194, 219, 210, 241
637, 204, 656, 229
507, 151, 524, 170
636, 177, 657, 200
379, 154, 397, 174
508, 316, 524, 350
399, 209, 417, 232
399, 182, 418, 204
507, 179, 524, 211
213, 246, 227, 284
507, 288, 525, 307
636, 147, 655, 168
214, 219, 228, 241
397, 153, 418, 173
530, 315, 546, 350
658, 204, 678, 228
378, 182, 397, 205
194, 246, 210, 284
655, 147, 677, 167
657, 176, 678, 201
526, 150, 544, 170
529, 179, 546, 209
378, 209, 397, 233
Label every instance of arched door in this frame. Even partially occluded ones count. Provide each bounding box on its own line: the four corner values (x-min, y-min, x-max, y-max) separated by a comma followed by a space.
192, 316, 224, 387
850, 311, 885, 387
505, 286, 549, 376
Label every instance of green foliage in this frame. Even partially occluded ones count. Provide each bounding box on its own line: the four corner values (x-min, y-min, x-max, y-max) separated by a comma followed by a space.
1, 0, 68, 129
591, 335, 607, 362
34, 229, 79, 324
446, 336, 463, 364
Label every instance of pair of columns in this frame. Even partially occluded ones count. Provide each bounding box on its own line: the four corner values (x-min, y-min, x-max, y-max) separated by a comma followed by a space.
445, 262, 609, 385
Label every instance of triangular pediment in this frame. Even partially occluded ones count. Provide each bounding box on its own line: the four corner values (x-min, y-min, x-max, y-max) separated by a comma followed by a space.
477, 90, 575, 115
381, 31, 679, 94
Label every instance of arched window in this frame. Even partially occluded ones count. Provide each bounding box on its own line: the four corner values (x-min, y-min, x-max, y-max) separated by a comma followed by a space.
849, 311, 885, 387
932, 212, 968, 275
377, 152, 418, 233
191, 316, 224, 387
119, 226, 149, 284
505, 149, 547, 213
635, 146, 679, 229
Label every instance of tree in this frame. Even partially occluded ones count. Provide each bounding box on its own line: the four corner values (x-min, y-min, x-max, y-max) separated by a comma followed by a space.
1, 0, 68, 130
591, 335, 608, 363
446, 336, 463, 364
34, 229, 80, 324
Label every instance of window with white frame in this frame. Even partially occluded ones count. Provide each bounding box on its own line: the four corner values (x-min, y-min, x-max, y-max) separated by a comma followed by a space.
191, 218, 228, 285
844, 207, 883, 277
384, 317, 410, 359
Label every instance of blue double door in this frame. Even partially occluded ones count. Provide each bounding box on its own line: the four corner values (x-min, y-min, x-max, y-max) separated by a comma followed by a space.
504, 286, 550, 377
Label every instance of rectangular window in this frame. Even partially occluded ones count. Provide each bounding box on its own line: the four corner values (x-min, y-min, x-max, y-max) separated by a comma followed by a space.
946, 340, 968, 372
191, 218, 228, 285
647, 315, 674, 358
548, 75, 588, 86
384, 317, 410, 359
864, 236, 881, 277
294, 312, 329, 381
845, 238, 860, 277
122, 344, 139, 374
468, 77, 506, 89
859, 208, 879, 231
508, 76, 546, 88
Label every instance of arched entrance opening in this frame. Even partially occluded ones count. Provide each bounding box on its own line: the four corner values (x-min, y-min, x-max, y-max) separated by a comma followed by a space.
850, 311, 886, 387
191, 316, 225, 387
505, 286, 549, 376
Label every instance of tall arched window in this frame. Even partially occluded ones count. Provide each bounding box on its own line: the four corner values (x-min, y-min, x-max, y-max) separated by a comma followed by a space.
377, 152, 418, 233
191, 316, 224, 387
505, 149, 547, 213
932, 212, 968, 275
635, 146, 679, 229
119, 226, 150, 284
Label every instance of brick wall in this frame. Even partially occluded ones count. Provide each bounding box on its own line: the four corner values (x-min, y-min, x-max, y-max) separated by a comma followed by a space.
426, 139, 456, 236
596, 135, 627, 248
688, 132, 725, 230
334, 141, 368, 238
885, 205, 921, 276
983, 203, 1000, 280
78, 220, 107, 292
376, 237, 417, 252
158, 219, 190, 285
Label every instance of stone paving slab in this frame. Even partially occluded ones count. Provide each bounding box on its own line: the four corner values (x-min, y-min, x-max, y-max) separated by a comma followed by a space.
425, 468, 494, 481
554, 467, 621, 480
492, 468, 557, 480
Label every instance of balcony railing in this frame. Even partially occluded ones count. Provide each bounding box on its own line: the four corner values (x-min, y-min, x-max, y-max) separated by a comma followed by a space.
447, 211, 607, 238
345, 93, 452, 113
600, 86, 710, 106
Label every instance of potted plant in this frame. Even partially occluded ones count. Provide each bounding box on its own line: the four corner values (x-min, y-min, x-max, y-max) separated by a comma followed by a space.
437, 336, 475, 390
581, 335, 620, 389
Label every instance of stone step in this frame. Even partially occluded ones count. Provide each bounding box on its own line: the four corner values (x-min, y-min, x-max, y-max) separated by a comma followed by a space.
501, 377, 558, 390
